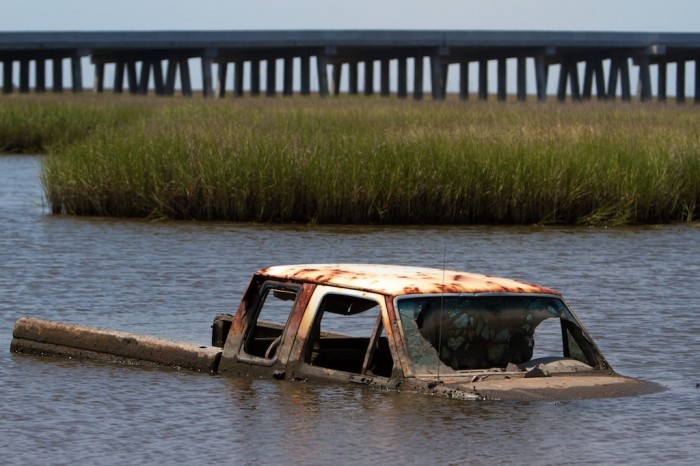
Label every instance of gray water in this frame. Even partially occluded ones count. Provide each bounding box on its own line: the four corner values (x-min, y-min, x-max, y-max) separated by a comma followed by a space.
1, 155, 699, 465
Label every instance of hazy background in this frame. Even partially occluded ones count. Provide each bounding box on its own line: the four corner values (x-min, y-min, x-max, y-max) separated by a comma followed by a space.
1, 0, 697, 32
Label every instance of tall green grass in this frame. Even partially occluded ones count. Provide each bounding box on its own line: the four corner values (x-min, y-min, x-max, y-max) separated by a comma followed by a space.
4, 95, 700, 224
0, 94, 148, 153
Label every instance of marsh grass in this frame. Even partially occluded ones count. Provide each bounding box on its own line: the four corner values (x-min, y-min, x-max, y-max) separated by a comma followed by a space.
3, 94, 699, 224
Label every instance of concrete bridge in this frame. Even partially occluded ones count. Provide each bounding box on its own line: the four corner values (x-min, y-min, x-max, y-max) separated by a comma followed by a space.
2, 30, 700, 102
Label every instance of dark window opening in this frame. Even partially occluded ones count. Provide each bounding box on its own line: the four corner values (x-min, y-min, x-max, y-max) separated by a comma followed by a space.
243, 284, 299, 359
305, 293, 393, 378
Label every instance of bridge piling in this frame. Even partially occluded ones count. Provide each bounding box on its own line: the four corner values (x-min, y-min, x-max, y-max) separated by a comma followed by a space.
364, 60, 374, 96
349, 61, 359, 95
52, 58, 63, 93
534, 55, 547, 101
379, 59, 390, 96
201, 57, 214, 97
250, 60, 260, 96
283, 58, 293, 96
2, 60, 11, 93
267, 59, 277, 96
637, 57, 653, 101
94, 62, 104, 93
695, 60, 700, 103
430, 57, 446, 100
2, 30, 700, 102
658, 62, 667, 102
332, 63, 342, 96
19, 59, 30, 93
317, 55, 329, 97
478, 60, 488, 100
414, 57, 424, 100
36, 59, 45, 93
398, 58, 408, 98
70, 56, 82, 93
179, 59, 192, 96
516, 57, 526, 101
234, 61, 243, 97
677, 60, 686, 103
497, 58, 507, 101
300, 56, 310, 95
217, 62, 227, 98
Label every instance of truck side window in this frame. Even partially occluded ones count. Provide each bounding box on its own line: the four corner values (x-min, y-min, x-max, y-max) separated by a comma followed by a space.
304, 293, 393, 378
243, 284, 298, 359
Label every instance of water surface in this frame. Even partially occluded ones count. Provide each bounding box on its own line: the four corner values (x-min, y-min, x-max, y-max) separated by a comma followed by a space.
1, 155, 699, 465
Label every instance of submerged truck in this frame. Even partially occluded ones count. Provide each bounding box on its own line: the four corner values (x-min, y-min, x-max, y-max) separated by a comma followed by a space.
11, 264, 661, 401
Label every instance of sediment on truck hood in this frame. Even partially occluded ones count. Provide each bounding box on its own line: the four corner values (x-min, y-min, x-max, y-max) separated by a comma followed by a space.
11, 317, 222, 372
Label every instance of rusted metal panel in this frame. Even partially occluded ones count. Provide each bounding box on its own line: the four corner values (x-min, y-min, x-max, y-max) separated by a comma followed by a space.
256, 264, 558, 297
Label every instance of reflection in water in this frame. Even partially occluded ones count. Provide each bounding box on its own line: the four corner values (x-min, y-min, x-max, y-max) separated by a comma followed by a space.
1, 156, 699, 464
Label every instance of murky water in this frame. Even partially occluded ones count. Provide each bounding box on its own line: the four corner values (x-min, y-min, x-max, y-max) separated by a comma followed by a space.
1, 155, 699, 465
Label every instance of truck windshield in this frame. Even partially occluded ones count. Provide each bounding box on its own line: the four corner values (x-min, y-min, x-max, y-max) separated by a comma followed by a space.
396, 294, 597, 374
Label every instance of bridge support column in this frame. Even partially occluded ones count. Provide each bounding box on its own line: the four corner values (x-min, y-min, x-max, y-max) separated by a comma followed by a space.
70, 56, 83, 93
94, 62, 105, 93
201, 57, 214, 97
676, 60, 686, 103
557, 59, 580, 102
126, 61, 138, 94
398, 57, 407, 98
113, 62, 124, 93
283, 57, 293, 96
216, 62, 227, 97
608, 57, 630, 101
607, 58, 619, 100
267, 59, 277, 96
380, 59, 390, 96
139, 60, 152, 95
234, 61, 244, 97
658, 62, 667, 102
317, 55, 329, 97
301, 56, 310, 95
250, 59, 260, 96
637, 56, 652, 102
2, 60, 12, 93
620, 58, 630, 101
364, 60, 374, 96
349, 61, 358, 95
19, 59, 30, 93
152, 61, 164, 95
332, 63, 342, 96
582, 60, 594, 99
516, 57, 526, 101
478, 59, 488, 100
413, 56, 423, 100
36, 59, 46, 93
497, 58, 507, 101
179, 58, 192, 96
52, 58, 64, 93
534, 55, 547, 101
165, 60, 176, 95
695, 60, 700, 103
583, 60, 606, 100
430, 57, 447, 100
459, 62, 469, 100
594, 61, 606, 100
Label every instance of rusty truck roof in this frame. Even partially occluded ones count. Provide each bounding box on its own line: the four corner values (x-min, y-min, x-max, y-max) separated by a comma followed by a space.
256, 264, 559, 297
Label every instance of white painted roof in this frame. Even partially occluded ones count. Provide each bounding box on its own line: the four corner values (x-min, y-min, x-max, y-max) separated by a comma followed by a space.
256, 264, 559, 297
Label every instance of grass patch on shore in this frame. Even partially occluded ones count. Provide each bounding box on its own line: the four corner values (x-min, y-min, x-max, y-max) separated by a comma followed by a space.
3, 94, 700, 224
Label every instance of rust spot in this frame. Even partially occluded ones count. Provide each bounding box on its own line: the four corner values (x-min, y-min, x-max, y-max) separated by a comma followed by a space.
256, 264, 560, 297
